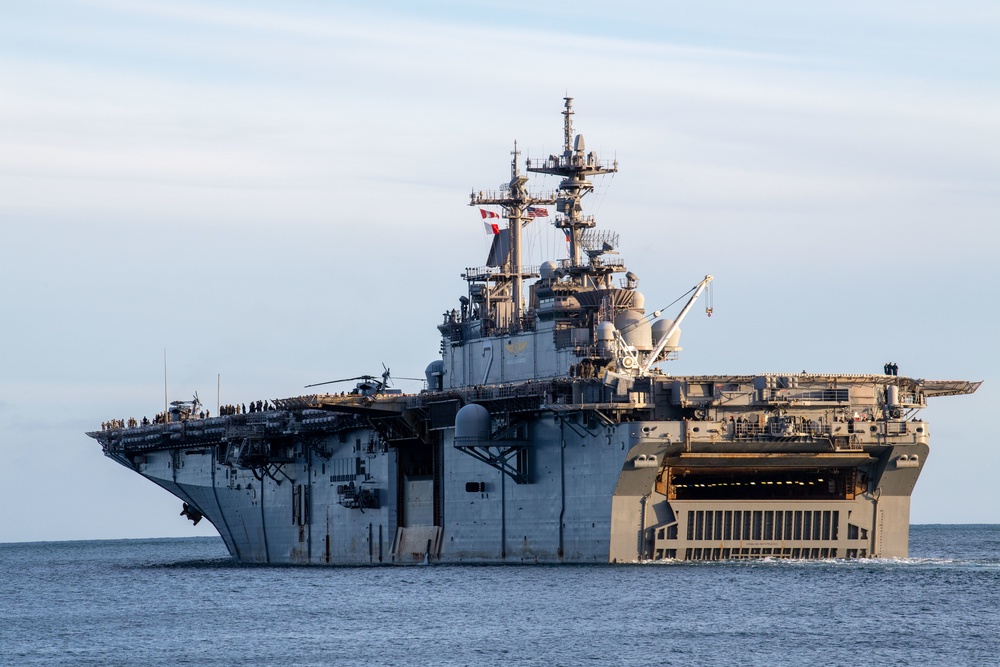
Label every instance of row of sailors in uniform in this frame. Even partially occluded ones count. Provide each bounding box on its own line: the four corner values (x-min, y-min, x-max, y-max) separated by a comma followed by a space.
101, 400, 274, 430
102, 413, 185, 430
219, 400, 273, 415
568, 360, 610, 379
101, 401, 274, 431
102, 416, 156, 430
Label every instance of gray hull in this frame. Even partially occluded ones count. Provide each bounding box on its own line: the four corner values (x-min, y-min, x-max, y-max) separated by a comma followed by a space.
92, 373, 973, 564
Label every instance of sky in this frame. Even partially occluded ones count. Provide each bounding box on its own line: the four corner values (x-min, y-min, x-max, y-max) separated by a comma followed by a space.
1, 0, 997, 543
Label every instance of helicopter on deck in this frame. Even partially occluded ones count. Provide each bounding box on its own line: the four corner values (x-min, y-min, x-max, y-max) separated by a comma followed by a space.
304, 365, 424, 397
167, 392, 203, 421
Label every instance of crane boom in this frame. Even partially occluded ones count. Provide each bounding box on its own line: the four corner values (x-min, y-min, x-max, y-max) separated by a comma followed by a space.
639, 274, 714, 375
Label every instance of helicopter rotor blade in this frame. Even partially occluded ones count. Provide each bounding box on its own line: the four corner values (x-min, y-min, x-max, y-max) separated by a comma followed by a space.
304, 374, 382, 389
304, 375, 368, 388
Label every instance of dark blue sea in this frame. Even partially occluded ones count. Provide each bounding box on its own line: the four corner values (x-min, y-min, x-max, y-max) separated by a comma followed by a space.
2, 525, 998, 666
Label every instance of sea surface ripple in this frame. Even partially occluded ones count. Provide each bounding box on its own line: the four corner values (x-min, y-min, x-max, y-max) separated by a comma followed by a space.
1, 524, 998, 666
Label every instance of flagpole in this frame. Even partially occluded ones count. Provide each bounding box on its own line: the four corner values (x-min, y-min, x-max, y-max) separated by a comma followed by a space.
163, 349, 168, 416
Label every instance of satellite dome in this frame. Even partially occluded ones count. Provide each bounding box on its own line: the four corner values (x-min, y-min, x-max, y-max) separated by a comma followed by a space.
425, 360, 444, 391
455, 404, 490, 443
614, 310, 652, 351
652, 319, 682, 350
596, 321, 616, 341
596, 321, 617, 357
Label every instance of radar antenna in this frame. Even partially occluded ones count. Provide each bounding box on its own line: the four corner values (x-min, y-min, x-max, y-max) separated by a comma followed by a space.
527, 97, 618, 268
470, 141, 558, 330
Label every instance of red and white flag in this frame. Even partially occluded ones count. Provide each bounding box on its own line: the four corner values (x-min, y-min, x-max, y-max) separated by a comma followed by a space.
483, 221, 500, 235
480, 208, 501, 219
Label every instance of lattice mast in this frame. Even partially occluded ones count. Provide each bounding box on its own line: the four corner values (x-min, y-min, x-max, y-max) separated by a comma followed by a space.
470, 143, 557, 327
528, 97, 618, 269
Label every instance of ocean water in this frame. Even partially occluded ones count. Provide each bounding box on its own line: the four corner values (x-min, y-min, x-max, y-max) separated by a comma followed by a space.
2, 525, 998, 667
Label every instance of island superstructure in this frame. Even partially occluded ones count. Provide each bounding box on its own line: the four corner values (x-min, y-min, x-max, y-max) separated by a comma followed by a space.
89, 99, 980, 564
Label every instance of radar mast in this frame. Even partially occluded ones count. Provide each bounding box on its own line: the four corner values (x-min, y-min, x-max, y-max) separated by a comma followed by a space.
528, 97, 618, 270
470, 142, 557, 331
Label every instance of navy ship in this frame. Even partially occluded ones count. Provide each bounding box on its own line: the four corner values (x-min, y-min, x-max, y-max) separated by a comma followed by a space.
89, 99, 980, 563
